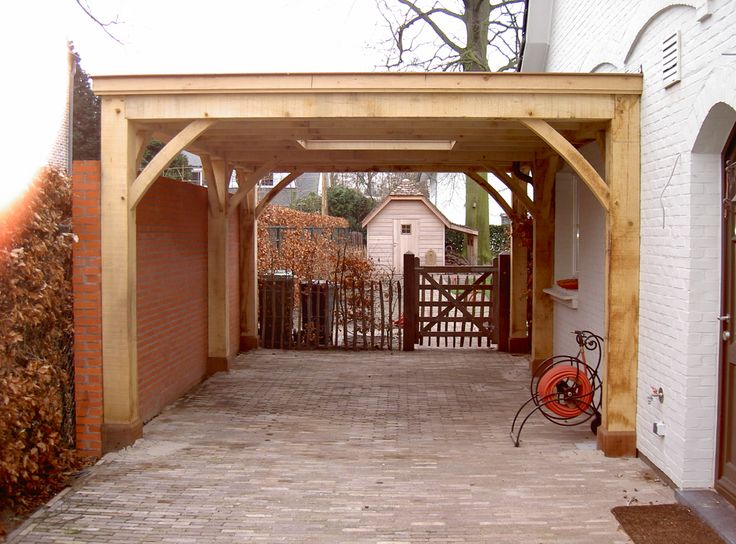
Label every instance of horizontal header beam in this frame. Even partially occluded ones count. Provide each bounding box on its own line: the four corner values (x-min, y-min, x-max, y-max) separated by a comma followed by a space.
122, 93, 616, 121
93, 72, 643, 97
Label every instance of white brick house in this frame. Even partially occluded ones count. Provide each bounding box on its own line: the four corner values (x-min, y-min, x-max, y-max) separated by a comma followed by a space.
523, 0, 736, 496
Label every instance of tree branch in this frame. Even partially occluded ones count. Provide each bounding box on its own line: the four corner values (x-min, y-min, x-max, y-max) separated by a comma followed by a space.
396, 0, 464, 54
74, 0, 123, 44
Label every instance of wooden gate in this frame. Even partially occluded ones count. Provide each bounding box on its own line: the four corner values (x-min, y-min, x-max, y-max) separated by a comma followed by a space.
403, 253, 510, 350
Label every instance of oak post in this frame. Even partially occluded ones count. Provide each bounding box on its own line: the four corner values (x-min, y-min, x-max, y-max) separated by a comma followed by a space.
496, 253, 511, 352
240, 184, 259, 351
207, 159, 234, 374
598, 95, 641, 457
509, 196, 530, 353
100, 97, 142, 452
403, 253, 417, 351
531, 160, 555, 371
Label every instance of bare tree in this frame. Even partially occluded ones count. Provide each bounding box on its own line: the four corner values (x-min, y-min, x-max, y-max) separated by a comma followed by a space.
376, 0, 525, 263
377, 0, 525, 73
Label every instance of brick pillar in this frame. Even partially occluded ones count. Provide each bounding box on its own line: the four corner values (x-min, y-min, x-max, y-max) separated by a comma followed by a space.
71, 160, 103, 457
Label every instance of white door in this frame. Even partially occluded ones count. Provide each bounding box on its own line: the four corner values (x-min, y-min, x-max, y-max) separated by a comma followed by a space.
394, 219, 418, 273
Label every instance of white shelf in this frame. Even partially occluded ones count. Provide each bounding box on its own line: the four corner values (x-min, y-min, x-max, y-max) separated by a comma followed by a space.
543, 285, 579, 309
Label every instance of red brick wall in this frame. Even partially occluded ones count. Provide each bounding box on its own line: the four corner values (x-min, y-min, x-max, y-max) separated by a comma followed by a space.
72, 161, 103, 456
136, 178, 209, 423
72, 164, 242, 453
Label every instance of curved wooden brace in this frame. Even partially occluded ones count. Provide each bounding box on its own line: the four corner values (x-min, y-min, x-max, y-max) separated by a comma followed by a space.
464, 170, 517, 222
129, 119, 217, 209
255, 172, 303, 219
520, 119, 610, 212
484, 163, 539, 218
228, 162, 276, 214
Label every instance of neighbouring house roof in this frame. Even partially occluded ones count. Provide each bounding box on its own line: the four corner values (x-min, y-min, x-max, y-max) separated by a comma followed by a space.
362, 179, 477, 236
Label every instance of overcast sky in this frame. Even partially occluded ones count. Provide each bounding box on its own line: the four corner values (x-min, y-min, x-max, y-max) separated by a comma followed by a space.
66, 0, 389, 74
2, 0, 511, 223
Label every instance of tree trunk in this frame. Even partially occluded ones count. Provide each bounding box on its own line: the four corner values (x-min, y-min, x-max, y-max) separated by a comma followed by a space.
462, 0, 492, 263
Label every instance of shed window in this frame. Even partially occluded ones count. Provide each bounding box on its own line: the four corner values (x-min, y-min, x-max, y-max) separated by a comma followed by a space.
401, 224, 412, 235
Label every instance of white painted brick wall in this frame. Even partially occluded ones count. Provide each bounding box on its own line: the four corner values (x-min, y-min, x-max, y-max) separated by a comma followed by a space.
543, 0, 736, 488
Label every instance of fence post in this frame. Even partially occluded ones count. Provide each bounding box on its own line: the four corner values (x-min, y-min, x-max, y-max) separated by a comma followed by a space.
495, 253, 511, 352
403, 252, 416, 351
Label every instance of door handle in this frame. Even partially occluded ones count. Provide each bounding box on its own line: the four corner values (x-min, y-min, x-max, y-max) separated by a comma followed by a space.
718, 314, 731, 322
724, 330, 732, 341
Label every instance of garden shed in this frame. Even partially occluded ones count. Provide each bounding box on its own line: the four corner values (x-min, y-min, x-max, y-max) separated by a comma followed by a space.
362, 179, 478, 272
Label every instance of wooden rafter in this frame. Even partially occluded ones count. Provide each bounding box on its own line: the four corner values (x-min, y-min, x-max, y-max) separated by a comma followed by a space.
128, 119, 217, 209
520, 119, 610, 212
255, 172, 303, 219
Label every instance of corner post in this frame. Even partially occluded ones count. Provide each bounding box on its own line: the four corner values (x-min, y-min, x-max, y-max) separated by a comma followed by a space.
598, 95, 641, 457
100, 97, 142, 452
403, 253, 417, 351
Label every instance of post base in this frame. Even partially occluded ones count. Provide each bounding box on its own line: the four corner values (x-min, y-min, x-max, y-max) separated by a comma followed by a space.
207, 356, 232, 376
597, 428, 637, 457
102, 420, 143, 454
240, 335, 259, 351
509, 336, 531, 354
529, 358, 547, 373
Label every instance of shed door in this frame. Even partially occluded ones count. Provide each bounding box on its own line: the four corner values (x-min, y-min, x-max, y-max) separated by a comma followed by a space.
394, 220, 418, 273
718, 128, 736, 505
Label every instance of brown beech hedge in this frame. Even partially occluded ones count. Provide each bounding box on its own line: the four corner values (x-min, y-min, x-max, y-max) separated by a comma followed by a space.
0, 167, 77, 515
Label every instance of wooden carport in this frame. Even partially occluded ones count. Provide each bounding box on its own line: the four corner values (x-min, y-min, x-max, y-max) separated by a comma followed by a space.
94, 72, 641, 457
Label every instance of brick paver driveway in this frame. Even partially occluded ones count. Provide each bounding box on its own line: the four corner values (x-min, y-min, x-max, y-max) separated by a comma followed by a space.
10, 349, 673, 543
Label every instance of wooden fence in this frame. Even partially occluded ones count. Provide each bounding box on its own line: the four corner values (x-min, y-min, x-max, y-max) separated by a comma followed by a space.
403, 253, 510, 351
258, 274, 403, 350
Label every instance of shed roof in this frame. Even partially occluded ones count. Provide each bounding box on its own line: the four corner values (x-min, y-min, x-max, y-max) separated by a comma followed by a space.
362, 190, 477, 236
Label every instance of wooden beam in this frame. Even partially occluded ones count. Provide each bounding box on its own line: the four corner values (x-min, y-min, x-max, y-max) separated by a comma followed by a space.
228, 162, 275, 215
94, 72, 643, 97
485, 163, 538, 218
464, 170, 516, 221
520, 118, 610, 212
100, 97, 142, 452
255, 172, 303, 219
128, 119, 216, 209
122, 92, 617, 122
598, 95, 641, 458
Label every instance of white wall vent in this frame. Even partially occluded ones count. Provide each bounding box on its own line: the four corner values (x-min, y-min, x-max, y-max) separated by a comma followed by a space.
663, 31, 681, 88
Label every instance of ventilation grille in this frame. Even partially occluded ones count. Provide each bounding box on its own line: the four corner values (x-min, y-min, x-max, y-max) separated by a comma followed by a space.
663, 31, 681, 88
